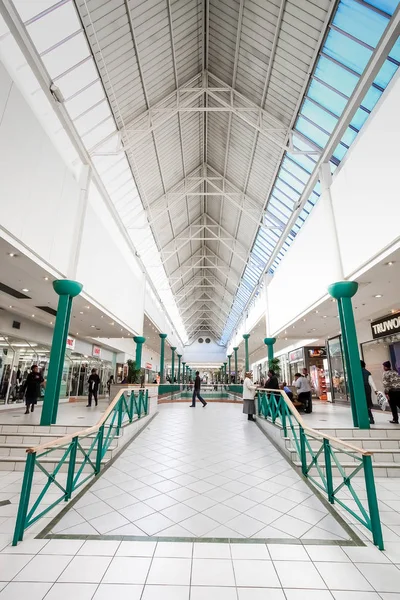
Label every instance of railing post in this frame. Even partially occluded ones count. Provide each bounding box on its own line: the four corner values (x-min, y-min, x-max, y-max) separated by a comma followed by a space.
96, 425, 104, 474
129, 391, 134, 422
117, 399, 123, 435
145, 389, 149, 414
65, 436, 78, 501
12, 451, 36, 545
363, 454, 384, 550
299, 426, 308, 476
138, 389, 143, 418
281, 399, 287, 437
323, 439, 334, 503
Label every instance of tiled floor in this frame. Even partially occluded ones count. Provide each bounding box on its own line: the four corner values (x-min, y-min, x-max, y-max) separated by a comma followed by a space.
48, 403, 350, 541
0, 400, 109, 427
303, 401, 398, 430
2, 403, 400, 597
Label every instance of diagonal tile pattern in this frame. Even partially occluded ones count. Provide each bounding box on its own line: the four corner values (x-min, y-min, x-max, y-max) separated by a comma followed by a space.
49, 404, 349, 541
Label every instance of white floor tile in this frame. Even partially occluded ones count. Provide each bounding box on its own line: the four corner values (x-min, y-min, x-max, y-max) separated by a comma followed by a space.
230, 543, 269, 560
275, 561, 327, 589
154, 542, 193, 558
356, 563, 400, 593
58, 555, 112, 583
144, 494, 177, 511
146, 557, 191, 585
268, 544, 309, 561
203, 504, 240, 525
234, 558, 281, 587
315, 562, 373, 591
225, 514, 265, 537
284, 591, 334, 600
14, 555, 72, 582
134, 512, 175, 535
223, 495, 257, 513
271, 515, 312, 538
0, 582, 51, 600
118, 502, 155, 522
237, 589, 286, 600
306, 546, 350, 562
331, 592, 381, 599
116, 541, 156, 557
43, 583, 97, 600
92, 584, 143, 600
191, 558, 235, 586
157, 524, 195, 537
160, 502, 197, 523
102, 557, 151, 584
77, 540, 120, 556
167, 487, 197, 502
191, 587, 237, 600
193, 542, 230, 558
89, 512, 130, 534
184, 495, 217, 511
2, 539, 48, 555
180, 514, 220, 536
141, 585, 190, 600
39, 539, 84, 555
343, 545, 391, 563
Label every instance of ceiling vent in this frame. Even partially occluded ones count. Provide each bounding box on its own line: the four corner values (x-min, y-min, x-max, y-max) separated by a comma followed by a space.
198, 337, 204, 343
205, 338, 211, 344
36, 306, 57, 317
0, 283, 31, 299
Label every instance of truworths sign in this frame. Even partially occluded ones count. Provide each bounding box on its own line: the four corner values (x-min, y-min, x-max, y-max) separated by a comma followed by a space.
371, 314, 400, 339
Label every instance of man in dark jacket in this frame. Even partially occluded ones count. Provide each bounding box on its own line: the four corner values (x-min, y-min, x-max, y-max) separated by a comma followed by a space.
190, 371, 207, 407
361, 360, 377, 425
87, 368, 100, 407
23, 365, 44, 414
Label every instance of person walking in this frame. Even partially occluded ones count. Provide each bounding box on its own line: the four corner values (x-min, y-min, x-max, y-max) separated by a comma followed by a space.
266, 369, 279, 390
107, 375, 114, 396
190, 371, 207, 407
382, 361, 400, 424
294, 372, 312, 413
23, 365, 44, 414
87, 368, 100, 407
361, 360, 377, 425
243, 371, 257, 421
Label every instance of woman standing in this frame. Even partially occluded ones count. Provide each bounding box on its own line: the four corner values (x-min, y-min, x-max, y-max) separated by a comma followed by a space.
243, 371, 257, 422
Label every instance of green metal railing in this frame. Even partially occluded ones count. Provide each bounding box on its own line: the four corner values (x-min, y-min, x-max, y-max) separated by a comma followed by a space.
12, 388, 148, 546
258, 388, 384, 549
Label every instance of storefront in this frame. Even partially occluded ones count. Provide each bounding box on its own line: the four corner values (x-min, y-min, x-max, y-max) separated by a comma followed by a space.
0, 332, 115, 405
361, 312, 400, 394
288, 346, 328, 400
326, 335, 349, 402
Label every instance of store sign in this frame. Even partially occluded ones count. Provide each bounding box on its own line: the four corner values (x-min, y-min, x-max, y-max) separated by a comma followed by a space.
289, 348, 304, 363
371, 314, 400, 339
66, 336, 75, 350
308, 347, 327, 358
145, 362, 152, 370
92, 345, 101, 357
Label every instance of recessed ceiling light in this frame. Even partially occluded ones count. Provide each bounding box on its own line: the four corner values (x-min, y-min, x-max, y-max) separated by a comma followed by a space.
110, 322, 114, 326
9, 305, 12, 309
101, 315, 104, 319
120, 328, 123, 331
76, 332, 79, 335
315, 310, 319, 314
50, 321, 53, 325
303, 318, 306, 322
375, 294, 383, 298
22, 288, 29, 292
386, 261, 394, 266
79, 311, 83, 314
31, 314, 35, 318
86, 306, 90, 309
44, 277, 49, 281
91, 325, 95, 328
8, 252, 17, 257
311, 328, 316, 331
323, 315, 327, 318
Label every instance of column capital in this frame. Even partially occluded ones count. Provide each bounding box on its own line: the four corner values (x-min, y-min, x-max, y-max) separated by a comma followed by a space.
170, 346, 177, 352
159, 333, 168, 339
328, 281, 358, 299
227, 354, 232, 358
177, 353, 182, 358
264, 337, 276, 346
223, 361, 227, 366
133, 336, 146, 344
53, 279, 83, 297
242, 334, 250, 340
233, 347, 239, 352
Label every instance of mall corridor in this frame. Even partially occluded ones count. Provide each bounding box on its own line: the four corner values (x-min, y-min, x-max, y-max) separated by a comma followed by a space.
2, 404, 400, 598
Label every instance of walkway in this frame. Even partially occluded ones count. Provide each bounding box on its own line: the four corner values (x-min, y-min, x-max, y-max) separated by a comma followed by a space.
48, 403, 349, 541
0, 400, 109, 427
2, 404, 400, 597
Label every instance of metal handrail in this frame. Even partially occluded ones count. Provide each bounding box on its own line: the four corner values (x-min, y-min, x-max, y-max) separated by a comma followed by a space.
258, 388, 372, 456
12, 387, 149, 545
257, 388, 384, 549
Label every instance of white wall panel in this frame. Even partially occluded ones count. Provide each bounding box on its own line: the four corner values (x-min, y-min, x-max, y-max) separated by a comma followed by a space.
267, 196, 339, 335
0, 59, 81, 276
76, 182, 145, 335
332, 73, 400, 277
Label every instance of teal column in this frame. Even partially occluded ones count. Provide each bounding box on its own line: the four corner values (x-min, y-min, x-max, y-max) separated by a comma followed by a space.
159, 334, 167, 383
223, 362, 227, 385
177, 354, 182, 383
233, 347, 239, 383
170, 347, 176, 383
133, 336, 146, 370
182, 361, 186, 385
41, 280, 82, 426
264, 337, 276, 366
329, 281, 370, 429
227, 355, 232, 384
243, 334, 250, 372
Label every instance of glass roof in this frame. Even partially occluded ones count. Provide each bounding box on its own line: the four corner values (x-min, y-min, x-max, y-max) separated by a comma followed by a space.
221, 0, 400, 345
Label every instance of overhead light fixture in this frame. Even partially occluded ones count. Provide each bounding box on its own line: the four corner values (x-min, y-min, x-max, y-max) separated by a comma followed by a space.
8, 252, 16, 257
9, 305, 12, 309
91, 325, 95, 328
315, 310, 319, 314
50, 321, 53, 325
323, 315, 327, 318
101, 315, 104, 319
86, 306, 90, 309
22, 288, 29, 292
31, 314, 35, 318
386, 261, 394, 266
375, 294, 383, 298
44, 277, 49, 281
79, 311, 84, 314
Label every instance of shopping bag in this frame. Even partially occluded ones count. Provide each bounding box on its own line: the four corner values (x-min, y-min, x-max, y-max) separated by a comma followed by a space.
377, 391, 388, 411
